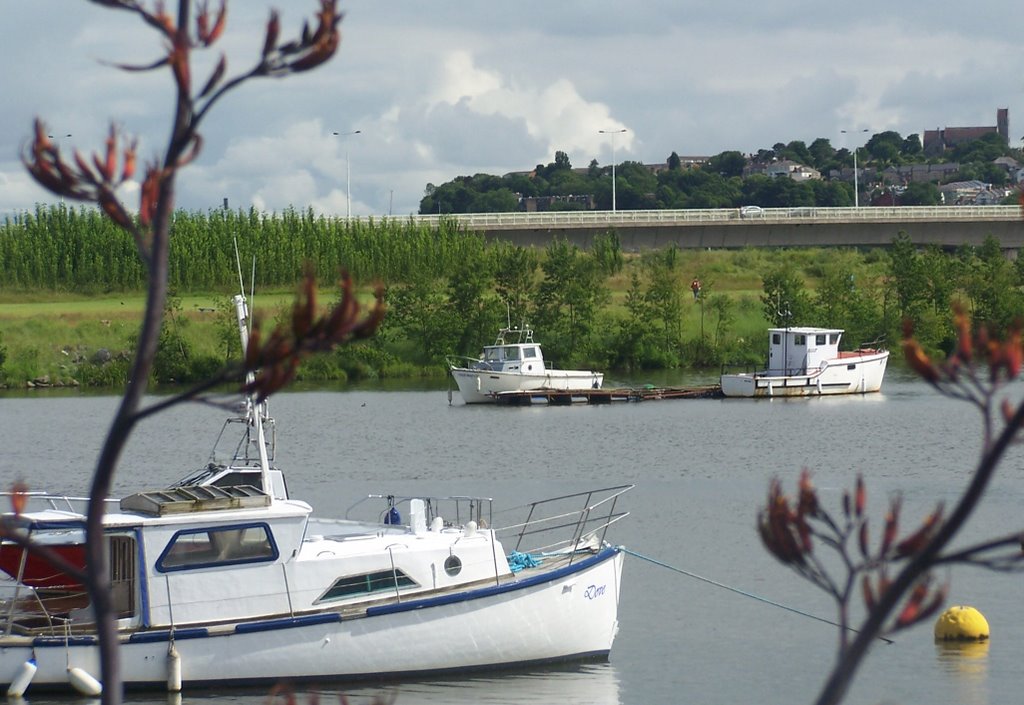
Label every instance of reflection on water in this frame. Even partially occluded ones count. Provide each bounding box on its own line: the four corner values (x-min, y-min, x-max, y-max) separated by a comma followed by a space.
83, 664, 621, 705
935, 640, 990, 705
299, 664, 622, 705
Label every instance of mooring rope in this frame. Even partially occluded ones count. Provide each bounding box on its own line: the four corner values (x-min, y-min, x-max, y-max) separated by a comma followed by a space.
621, 547, 893, 645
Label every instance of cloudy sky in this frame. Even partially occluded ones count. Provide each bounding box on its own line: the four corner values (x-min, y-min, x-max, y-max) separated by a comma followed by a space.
2, 1, 1023, 219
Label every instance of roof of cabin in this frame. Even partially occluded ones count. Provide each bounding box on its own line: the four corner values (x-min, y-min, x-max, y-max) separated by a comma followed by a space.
768, 327, 844, 336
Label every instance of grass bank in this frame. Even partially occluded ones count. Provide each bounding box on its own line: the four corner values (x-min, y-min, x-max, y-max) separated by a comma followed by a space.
0, 247, 893, 390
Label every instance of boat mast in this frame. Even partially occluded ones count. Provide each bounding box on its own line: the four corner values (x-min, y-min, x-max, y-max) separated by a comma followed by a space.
232, 292, 274, 497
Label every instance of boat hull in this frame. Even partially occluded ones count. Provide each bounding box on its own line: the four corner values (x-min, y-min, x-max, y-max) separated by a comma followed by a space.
450, 367, 604, 404
721, 350, 889, 398
0, 548, 623, 691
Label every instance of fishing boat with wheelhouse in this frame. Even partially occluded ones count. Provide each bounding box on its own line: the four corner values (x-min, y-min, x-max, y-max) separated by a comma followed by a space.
720, 326, 888, 398
448, 325, 604, 404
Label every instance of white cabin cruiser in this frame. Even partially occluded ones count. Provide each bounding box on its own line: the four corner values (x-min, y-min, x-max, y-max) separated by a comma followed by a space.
448, 326, 604, 404
720, 326, 889, 397
0, 296, 630, 695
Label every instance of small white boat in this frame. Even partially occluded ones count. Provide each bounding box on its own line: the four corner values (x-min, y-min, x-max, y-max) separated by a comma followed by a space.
448, 326, 604, 404
720, 326, 889, 398
0, 296, 630, 695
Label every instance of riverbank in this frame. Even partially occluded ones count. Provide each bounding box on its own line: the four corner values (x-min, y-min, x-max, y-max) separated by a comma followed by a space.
0, 245, 899, 389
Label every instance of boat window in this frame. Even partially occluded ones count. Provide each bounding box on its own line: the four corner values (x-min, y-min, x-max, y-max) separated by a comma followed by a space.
816, 334, 826, 345
523, 346, 537, 359
317, 569, 418, 602
483, 347, 502, 361
772, 333, 780, 345
794, 335, 806, 345
157, 523, 277, 572
831, 334, 841, 345
504, 346, 520, 361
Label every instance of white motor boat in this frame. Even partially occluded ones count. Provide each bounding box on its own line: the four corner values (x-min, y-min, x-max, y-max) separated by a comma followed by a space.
720, 326, 889, 397
0, 296, 630, 695
448, 325, 604, 404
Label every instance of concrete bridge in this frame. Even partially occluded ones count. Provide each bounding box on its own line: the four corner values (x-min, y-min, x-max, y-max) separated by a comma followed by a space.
404, 205, 1024, 253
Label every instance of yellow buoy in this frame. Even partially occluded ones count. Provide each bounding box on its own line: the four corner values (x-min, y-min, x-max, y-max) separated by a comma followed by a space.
934, 605, 990, 642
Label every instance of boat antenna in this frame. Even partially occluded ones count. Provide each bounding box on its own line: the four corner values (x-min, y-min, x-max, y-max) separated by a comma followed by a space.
233, 236, 245, 300
232, 236, 257, 337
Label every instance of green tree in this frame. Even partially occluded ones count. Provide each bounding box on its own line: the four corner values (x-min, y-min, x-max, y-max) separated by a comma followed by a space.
470, 188, 519, 213
950, 132, 1008, 163
963, 236, 1021, 331
446, 257, 501, 357
864, 131, 903, 163
385, 274, 453, 363
610, 161, 658, 210
610, 271, 660, 369
808, 138, 836, 170
812, 258, 884, 348
900, 134, 923, 158
778, 140, 812, 164
900, 182, 940, 206
761, 264, 813, 326
707, 150, 747, 178
642, 246, 685, 362
888, 232, 928, 320
533, 238, 609, 362
493, 243, 538, 326
151, 293, 191, 383
591, 231, 624, 277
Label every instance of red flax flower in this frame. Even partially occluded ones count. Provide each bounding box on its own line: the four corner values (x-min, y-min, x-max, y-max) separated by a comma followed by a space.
758, 478, 809, 565
23, 120, 139, 224
196, 0, 227, 47
893, 577, 947, 630
9, 481, 29, 517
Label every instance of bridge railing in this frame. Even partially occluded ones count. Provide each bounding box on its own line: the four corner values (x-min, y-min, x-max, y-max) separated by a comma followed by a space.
386, 205, 1023, 230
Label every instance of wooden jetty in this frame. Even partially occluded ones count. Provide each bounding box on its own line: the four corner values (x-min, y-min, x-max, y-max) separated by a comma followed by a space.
492, 385, 723, 406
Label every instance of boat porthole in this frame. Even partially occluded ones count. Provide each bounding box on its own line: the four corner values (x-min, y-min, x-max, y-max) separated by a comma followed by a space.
444, 555, 463, 576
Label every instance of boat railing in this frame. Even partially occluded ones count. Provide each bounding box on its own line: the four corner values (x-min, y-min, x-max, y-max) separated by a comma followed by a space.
345, 494, 494, 528
719, 362, 762, 377
494, 484, 633, 561
0, 491, 120, 517
446, 354, 490, 371
856, 336, 887, 351
494, 326, 534, 346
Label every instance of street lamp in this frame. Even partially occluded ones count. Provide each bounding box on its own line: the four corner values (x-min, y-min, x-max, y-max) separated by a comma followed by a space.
840, 128, 869, 207
332, 130, 362, 218
599, 128, 627, 212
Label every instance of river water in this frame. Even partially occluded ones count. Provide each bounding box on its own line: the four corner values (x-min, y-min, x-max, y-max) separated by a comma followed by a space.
3, 368, 1023, 705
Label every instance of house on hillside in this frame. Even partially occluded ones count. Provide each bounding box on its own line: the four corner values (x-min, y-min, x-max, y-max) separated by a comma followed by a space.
745, 160, 821, 181
937, 180, 1009, 205
519, 194, 595, 212
992, 156, 1022, 183
878, 163, 960, 185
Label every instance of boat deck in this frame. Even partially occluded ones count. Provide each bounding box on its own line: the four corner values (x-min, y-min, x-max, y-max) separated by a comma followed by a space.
492, 385, 723, 406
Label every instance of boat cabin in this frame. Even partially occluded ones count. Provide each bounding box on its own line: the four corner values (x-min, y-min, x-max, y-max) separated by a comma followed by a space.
767, 327, 843, 375
475, 326, 546, 374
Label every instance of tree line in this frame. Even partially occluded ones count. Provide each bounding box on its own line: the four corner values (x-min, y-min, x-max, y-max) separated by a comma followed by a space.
419, 132, 1021, 214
